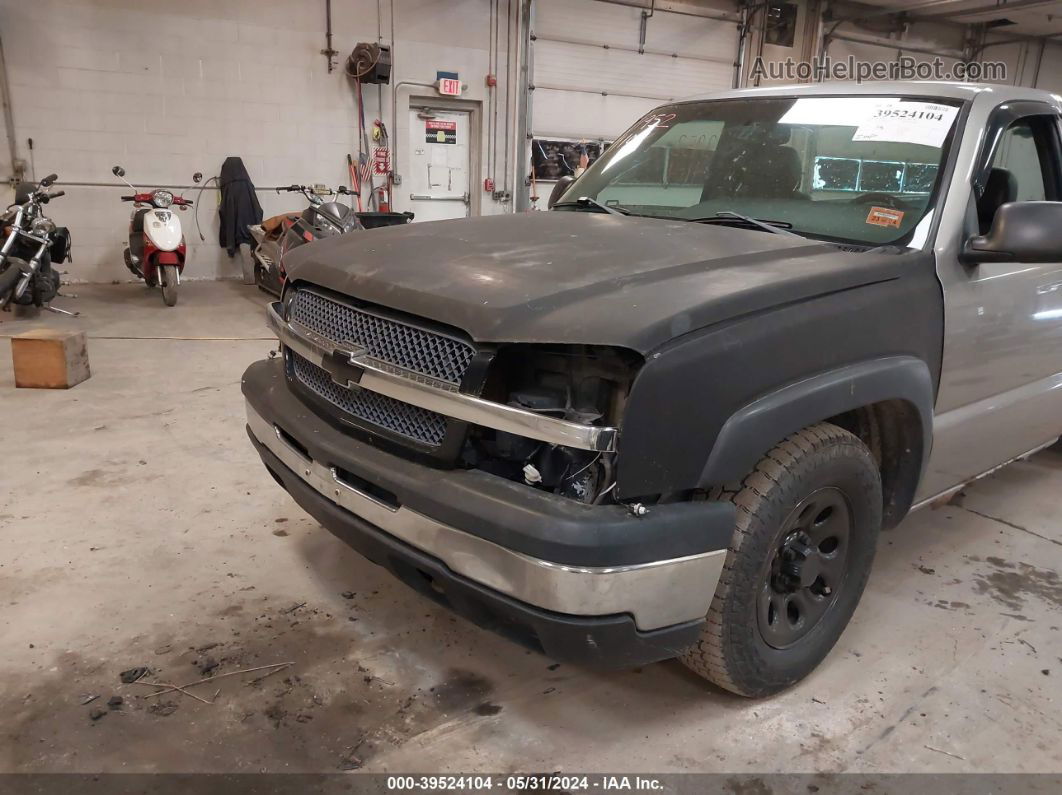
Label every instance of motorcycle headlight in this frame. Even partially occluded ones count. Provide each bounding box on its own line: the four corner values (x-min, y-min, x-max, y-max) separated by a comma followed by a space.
31, 217, 56, 236
153, 190, 174, 208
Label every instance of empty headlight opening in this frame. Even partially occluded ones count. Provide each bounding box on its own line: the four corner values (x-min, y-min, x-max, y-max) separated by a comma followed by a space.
462, 344, 642, 504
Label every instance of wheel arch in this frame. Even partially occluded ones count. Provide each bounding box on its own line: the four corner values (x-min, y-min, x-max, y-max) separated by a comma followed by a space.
699, 356, 933, 527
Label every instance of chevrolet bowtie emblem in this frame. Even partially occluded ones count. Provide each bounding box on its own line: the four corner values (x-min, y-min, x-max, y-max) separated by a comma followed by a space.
324, 345, 368, 388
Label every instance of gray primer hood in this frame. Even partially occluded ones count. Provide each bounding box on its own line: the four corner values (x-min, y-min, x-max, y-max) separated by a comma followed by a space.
285, 211, 914, 354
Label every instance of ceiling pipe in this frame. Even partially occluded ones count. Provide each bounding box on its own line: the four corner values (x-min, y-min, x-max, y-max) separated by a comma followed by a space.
828, 0, 978, 24
980, 32, 1062, 48
914, 0, 1062, 20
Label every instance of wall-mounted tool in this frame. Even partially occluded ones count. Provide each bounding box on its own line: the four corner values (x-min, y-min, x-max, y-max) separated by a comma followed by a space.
345, 42, 391, 84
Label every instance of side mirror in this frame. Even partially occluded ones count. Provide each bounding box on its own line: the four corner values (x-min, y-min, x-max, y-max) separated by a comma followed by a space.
193, 172, 203, 184
547, 175, 575, 210
960, 201, 1062, 264
112, 165, 125, 177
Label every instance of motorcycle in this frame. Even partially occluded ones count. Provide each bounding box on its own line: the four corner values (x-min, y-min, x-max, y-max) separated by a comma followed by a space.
112, 165, 199, 307
0, 173, 73, 313
248, 184, 362, 297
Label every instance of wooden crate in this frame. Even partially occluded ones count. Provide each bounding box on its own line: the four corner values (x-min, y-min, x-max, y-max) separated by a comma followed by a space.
10, 329, 91, 389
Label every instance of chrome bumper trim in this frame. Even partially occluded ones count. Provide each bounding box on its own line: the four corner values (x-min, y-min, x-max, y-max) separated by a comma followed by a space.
266, 301, 618, 453
247, 400, 723, 631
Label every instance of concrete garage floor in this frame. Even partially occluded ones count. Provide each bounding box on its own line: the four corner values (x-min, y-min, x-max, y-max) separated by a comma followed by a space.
1, 282, 1060, 775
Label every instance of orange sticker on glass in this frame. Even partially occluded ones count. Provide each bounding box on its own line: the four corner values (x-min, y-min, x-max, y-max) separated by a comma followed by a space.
866, 206, 904, 228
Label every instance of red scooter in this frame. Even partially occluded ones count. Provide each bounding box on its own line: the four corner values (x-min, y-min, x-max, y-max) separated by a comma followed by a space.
113, 165, 199, 306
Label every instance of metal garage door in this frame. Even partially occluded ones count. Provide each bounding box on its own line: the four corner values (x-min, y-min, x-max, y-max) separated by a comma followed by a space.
1034, 41, 1062, 92
824, 36, 962, 82
530, 0, 740, 142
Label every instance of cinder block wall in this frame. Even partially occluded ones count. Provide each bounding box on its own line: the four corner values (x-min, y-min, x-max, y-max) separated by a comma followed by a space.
0, 0, 515, 282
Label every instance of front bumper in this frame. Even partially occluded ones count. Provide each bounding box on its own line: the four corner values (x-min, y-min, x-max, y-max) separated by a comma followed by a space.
243, 357, 734, 665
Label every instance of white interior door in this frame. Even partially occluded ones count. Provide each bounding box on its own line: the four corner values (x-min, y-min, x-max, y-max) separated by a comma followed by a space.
408, 108, 471, 222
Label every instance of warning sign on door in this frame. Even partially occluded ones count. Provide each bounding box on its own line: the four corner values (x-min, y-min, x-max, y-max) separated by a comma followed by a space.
425, 120, 457, 144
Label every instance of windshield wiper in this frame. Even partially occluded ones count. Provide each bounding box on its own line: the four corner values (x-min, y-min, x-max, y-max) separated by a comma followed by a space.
553, 196, 630, 216
691, 210, 804, 238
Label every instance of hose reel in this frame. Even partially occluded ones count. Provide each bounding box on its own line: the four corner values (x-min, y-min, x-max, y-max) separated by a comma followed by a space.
345, 42, 391, 84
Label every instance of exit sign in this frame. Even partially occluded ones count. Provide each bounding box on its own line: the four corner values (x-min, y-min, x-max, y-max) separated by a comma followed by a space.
437, 77, 462, 96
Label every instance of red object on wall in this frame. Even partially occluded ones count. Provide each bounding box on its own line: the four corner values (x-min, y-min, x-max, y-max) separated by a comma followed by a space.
483, 177, 495, 192
437, 77, 461, 96
373, 146, 390, 175
485, 74, 497, 87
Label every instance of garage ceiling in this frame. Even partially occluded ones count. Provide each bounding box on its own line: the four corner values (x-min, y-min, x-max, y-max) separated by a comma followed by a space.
842, 0, 1062, 37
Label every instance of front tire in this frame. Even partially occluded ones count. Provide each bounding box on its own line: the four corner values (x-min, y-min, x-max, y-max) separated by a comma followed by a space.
160, 264, 179, 307
0, 263, 22, 304
681, 423, 882, 697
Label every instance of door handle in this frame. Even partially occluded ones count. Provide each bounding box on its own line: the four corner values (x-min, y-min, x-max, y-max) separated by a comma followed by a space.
410, 193, 469, 203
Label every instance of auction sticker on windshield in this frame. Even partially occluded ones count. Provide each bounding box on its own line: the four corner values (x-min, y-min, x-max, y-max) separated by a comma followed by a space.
866, 206, 905, 228
852, 101, 958, 148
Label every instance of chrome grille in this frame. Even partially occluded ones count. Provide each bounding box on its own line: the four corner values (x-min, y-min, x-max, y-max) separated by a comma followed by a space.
291, 352, 447, 446
290, 289, 475, 386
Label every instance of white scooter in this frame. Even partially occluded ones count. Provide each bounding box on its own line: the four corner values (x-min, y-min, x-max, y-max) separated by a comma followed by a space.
112, 165, 200, 306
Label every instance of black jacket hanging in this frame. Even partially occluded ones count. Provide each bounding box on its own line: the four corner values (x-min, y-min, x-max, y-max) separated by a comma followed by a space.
218, 157, 263, 257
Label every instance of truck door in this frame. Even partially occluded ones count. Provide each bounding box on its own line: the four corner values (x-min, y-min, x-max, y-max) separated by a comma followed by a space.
922, 103, 1062, 500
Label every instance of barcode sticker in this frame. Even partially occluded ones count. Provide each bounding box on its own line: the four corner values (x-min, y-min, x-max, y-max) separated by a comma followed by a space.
853, 101, 959, 148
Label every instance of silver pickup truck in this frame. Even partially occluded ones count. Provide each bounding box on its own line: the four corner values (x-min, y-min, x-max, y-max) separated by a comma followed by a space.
243, 81, 1062, 697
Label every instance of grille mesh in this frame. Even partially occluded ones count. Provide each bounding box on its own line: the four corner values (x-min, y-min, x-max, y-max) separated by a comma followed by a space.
291, 352, 448, 446
291, 289, 475, 386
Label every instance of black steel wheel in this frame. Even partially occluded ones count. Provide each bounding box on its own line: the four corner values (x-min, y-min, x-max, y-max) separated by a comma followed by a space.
681, 423, 882, 697
759, 487, 851, 649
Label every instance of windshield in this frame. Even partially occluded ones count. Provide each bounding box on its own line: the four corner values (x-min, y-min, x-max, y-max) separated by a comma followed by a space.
557, 95, 963, 246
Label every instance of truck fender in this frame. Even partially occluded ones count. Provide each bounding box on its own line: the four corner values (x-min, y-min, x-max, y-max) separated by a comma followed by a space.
699, 356, 934, 492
